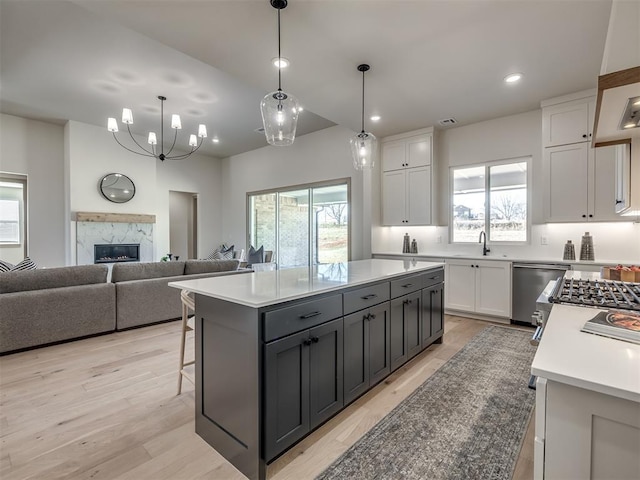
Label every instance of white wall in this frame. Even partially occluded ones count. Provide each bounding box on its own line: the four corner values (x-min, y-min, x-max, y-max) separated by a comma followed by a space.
220, 125, 370, 260
0, 114, 66, 267
371, 109, 640, 263
66, 121, 222, 261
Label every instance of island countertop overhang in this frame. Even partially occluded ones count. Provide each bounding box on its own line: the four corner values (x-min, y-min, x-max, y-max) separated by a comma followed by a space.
169, 259, 444, 308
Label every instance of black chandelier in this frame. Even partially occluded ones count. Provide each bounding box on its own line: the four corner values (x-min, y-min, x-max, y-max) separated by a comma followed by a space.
107, 95, 208, 161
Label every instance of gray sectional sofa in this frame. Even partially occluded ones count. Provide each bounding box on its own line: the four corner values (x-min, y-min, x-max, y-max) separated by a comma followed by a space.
0, 265, 116, 354
0, 259, 245, 354
112, 259, 245, 329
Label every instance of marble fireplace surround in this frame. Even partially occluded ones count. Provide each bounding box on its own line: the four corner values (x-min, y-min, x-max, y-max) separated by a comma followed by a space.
75, 212, 155, 265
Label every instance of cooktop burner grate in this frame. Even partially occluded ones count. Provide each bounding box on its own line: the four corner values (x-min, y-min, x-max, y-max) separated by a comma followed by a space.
549, 278, 640, 311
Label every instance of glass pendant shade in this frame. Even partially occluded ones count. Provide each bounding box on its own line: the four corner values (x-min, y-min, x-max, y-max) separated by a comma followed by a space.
261, 90, 300, 146
350, 131, 377, 170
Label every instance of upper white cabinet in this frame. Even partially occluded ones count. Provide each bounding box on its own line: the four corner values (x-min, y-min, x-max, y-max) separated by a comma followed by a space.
444, 259, 511, 319
382, 133, 431, 171
381, 127, 435, 226
542, 91, 628, 222
542, 97, 595, 147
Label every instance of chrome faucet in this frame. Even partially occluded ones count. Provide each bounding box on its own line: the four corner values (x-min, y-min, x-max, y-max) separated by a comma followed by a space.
479, 231, 490, 256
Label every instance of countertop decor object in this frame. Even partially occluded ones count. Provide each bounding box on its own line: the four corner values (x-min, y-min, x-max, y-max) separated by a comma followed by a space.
402, 233, 410, 253
562, 240, 575, 260
411, 238, 418, 254
579, 231, 594, 261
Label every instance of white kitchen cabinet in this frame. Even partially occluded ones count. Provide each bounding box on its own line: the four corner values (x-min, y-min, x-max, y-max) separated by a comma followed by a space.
542, 95, 595, 148
381, 133, 431, 171
382, 166, 432, 225
381, 127, 435, 226
544, 143, 625, 222
444, 259, 511, 319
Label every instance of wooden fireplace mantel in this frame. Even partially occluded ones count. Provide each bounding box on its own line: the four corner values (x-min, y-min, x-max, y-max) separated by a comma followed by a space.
75, 212, 156, 224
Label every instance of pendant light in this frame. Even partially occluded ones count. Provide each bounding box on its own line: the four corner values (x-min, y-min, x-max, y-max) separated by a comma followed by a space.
260, 0, 300, 146
350, 64, 377, 170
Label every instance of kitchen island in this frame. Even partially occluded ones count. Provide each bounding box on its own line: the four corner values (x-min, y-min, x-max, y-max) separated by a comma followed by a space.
531, 303, 640, 479
169, 259, 445, 480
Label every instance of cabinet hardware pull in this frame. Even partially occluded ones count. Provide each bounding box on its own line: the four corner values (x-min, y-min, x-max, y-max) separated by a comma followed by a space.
402, 283, 414, 288
302, 339, 312, 346
616, 200, 623, 204
364, 313, 371, 321
403, 299, 409, 305
428, 276, 438, 280
370, 314, 376, 319
582, 134, 587, 138
311, 337, 319, 343
582, 214, 586, 218
299, 311, 321, 319
588, 214, 593, 218
361, 294, 378, 300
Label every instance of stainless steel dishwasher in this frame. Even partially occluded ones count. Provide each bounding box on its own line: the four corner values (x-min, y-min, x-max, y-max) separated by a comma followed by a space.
512, 262, 570, 326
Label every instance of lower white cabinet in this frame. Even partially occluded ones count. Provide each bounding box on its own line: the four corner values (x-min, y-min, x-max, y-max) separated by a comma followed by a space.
536, 379, 640, 479
445, 259, 511, 318
382, 166, 431, 225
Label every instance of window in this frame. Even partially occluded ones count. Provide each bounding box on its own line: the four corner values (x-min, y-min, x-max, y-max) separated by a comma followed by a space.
248, 179, 350, 268
451, 158, 529, 243
0, 175, 27, 258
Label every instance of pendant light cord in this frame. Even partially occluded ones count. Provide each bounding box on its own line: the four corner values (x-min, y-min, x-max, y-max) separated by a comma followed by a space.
361, 69, 365, 133
277, 6, 282, 92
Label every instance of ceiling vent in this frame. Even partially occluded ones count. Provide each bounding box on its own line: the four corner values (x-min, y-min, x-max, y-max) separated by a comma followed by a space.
438, 118, 457, 126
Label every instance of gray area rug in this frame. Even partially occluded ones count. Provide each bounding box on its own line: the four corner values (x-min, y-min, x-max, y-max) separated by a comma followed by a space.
316, 326, 536, 480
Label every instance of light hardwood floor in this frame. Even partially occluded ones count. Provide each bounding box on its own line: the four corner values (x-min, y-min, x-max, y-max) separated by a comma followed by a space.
0, 315, 534, 480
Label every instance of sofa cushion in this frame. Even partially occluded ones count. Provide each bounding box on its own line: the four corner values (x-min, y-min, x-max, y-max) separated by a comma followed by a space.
9, 257, 38, 272
0, 264, 109, 294
0, 259, 14, 272
111, 261, 185, 283
184, 259, 239, 275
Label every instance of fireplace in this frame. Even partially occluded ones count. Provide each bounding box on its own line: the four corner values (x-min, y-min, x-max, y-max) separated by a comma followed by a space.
94, 244, 140, 264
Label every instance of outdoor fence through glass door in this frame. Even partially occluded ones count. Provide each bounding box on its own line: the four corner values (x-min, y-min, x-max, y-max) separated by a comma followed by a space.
248, 181, 349, 268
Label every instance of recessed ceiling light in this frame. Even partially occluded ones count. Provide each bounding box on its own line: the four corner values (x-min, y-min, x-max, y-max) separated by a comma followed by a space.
370, 115, 381, 122
504, 73, 523, 84
272, 57, 289, 68
623, 122, 637, 129
634, 99, 640, 106
298, 106, 304, 112
212, 137, 220, 143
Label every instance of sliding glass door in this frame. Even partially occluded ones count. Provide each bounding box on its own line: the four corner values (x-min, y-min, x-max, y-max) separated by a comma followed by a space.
248, 180, 349, 268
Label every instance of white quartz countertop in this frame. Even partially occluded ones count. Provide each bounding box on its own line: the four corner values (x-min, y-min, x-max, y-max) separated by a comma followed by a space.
531, 304, 640, 403
373, 251, 639, 266
169, 259, 444, 308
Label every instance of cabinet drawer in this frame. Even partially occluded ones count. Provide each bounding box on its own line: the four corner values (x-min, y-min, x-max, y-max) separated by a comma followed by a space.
422, 269, 444, 288
264, 294, 342, 342
343, 282, 390, 315
390, 274, 423, 298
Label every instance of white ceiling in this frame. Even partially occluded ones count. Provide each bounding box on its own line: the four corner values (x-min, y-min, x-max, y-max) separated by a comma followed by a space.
0, 0, 612, 159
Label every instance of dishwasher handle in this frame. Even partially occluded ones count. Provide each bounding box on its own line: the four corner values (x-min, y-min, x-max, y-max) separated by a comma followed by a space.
513, 263, 569, 271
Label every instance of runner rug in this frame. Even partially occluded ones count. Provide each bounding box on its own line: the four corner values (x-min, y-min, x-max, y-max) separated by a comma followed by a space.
316, 326, 536, 480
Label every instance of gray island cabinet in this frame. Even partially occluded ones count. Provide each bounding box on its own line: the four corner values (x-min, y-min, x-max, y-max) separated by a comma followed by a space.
169, 259, 444, 480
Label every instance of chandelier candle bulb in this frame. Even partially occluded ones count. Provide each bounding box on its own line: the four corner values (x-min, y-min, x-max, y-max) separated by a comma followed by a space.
121, 108, 133, 124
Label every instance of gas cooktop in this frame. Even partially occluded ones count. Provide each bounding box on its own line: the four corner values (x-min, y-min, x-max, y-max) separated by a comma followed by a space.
549, 278, 640, 312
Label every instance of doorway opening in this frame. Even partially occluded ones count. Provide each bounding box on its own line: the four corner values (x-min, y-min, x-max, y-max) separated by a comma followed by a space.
169, 191, 198, 260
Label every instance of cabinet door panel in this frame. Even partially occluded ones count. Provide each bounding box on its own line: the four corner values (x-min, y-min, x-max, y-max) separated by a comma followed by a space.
444, 262, 475, 312
264, 330, 310, 461
430, 285, 444, 338
389, 297, 407, 372
405, 291, 422, 360
543, 101, 589, 147
407, 135, 431, 168
343, 311, 369, 405
368, 302, 391, 386
382, 170, 407, 225
475, 262, 511, 318
592, 145, 621, 221
406, 166, 431, 225
381, 140, 406, 171
309, 318, 343, 430
545, 143, 589, 222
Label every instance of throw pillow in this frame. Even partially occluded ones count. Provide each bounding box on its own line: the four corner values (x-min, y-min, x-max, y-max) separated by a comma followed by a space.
210, 250, 234, 260
0, 259, 14, 273
204, 248, 220, 260
247, 245, 264, 265
10, 257, 37, 271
